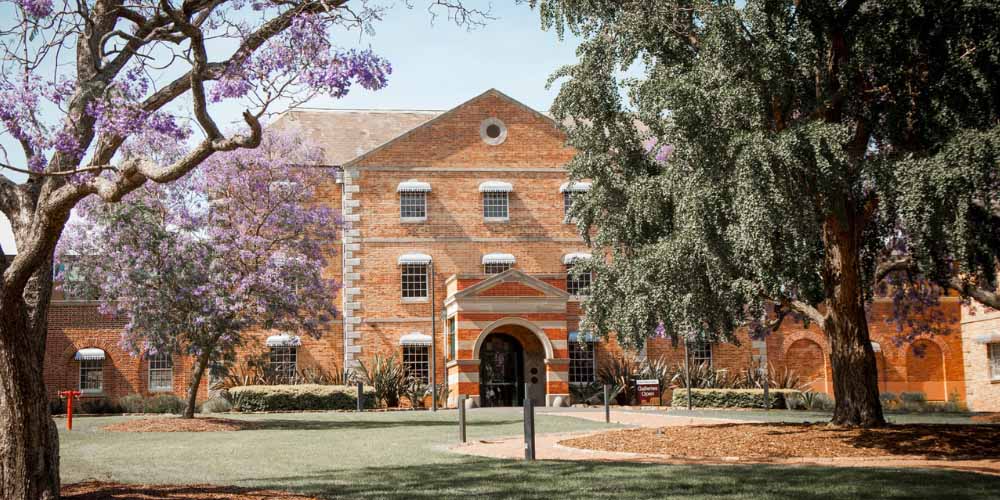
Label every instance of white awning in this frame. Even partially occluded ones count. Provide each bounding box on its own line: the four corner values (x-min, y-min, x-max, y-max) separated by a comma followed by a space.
74, 348, 105, 361
266, 334, 301, 347
398, 253, 432, 265
400, 332, 432, 346
478, 181, 513, 193
482, 253, 516, 265
973, 330, 1000, 344
562, 252, 593, 264
870, 341, 881, 353
569, 331, 598, 343
397, 180, 431, 192
559, 181, 592, 193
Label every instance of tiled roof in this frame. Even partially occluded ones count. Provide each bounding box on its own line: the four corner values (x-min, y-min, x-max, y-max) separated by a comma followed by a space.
270, 108, 443, 166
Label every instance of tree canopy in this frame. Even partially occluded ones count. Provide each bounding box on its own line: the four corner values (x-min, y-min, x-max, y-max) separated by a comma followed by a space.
535, 0, 1000, 426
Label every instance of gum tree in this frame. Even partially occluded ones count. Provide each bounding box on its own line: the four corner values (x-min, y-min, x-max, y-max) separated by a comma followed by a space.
0, 0, 482, 497
58, 132, 340, 419
534, 0, 1000, 427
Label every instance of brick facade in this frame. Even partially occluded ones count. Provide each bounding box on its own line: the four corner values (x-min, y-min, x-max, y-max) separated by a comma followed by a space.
41, 89, 992, 410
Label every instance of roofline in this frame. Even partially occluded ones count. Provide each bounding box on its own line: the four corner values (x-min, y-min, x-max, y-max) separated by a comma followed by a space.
283, 107, 445, 114
342, 88, 562, 169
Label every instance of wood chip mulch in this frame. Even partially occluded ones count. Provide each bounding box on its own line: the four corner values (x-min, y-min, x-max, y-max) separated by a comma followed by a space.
561, 423, 1000, 460
971, 413, 1000, 424
101, 417, 261, 433
62, 481, 318, 499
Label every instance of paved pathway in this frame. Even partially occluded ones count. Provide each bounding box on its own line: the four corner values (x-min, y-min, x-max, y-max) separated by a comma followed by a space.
449, 409, 1000, 476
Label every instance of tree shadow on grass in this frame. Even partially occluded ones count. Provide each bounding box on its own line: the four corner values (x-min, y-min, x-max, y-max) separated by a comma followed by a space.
247, 458, 1000, 500
246, 418, 522, 431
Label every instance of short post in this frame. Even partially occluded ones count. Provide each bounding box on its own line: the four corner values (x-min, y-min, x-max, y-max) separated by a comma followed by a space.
684, 342, 693, 411
603, 384, 610, 424
762, 365, 771, 412
59, 390, 80, 431
523, 384, 535, 461
356, 381, 364, 412
458, 395, 467, 443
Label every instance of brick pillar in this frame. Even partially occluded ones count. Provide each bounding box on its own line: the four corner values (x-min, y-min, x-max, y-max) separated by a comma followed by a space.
544, 358, 570, 407
448, 360, 481, 408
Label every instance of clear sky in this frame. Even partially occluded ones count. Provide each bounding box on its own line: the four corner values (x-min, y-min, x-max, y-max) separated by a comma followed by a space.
0, 2, 583, 253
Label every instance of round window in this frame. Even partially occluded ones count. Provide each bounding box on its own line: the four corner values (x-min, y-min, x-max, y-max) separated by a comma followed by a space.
479, 118, 507, 146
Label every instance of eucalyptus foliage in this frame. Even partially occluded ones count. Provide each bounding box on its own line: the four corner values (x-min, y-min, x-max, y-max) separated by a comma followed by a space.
534, 0, 999, 425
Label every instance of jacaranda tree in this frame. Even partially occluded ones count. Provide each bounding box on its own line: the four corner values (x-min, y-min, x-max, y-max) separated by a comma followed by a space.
0, 0, 483, 496
58, 132, 340, 419
533, 0, 1000, 427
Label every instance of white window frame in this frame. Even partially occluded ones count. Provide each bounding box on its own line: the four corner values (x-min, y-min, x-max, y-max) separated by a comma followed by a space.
990, 343, 1000, 381
688, 341, 713, 368
148, 353, 174, 392
482, 191, 509, 221
484, 262, 511, 274
402, 344, 430, 384
563, 191, 575, 222
569, 340, 596, 384
566, 263, 591, 296
401, 263, 429, 301
268, 346, 298, 384
399, 191, 427, 222
79, 358, 103, 394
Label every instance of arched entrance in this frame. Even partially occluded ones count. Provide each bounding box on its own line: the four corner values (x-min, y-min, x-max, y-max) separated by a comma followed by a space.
479, 333, 524, 407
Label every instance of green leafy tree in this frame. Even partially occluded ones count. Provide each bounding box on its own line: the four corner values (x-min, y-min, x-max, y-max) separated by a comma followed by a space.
533, 0, 1000, 427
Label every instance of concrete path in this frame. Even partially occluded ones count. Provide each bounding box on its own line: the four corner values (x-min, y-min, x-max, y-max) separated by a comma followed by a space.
449, 409, 1000, 476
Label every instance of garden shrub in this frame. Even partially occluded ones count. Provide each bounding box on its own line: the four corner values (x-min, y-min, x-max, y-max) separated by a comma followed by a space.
145, 394, 184, 414
50, 398, 66, 415
78, 398, 123, 414
357, 354, 407, 408
880, 392, 901, 411
670, 388, 801, 409
200, 397, 233, 414
808, 392, 835, 411
119, 394, 146, 413
229, 384, 376, 412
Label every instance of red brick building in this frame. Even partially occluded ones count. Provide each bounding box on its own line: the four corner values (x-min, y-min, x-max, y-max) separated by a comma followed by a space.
42, 89, 1000, 411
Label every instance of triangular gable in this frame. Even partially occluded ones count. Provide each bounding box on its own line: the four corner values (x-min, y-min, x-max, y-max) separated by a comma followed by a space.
344, 88, 574, 169
453, 269, 570, 300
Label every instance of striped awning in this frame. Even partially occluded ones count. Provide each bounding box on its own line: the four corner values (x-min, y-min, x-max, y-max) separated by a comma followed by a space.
266, 334, 301, 347
568, 331, 598, 343
397, 180, 431, 192
973, 330, 1000, 344
400, 332, 432, 346
562, 252, 592, 264
559, 181, 592, 193
478, 181, 513, 193
74, 348, 105, 361
482, 253, 516, 265
398, 253, 432, 265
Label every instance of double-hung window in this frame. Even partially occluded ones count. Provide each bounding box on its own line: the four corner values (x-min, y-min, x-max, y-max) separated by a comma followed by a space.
80, 359, 103, 393
565, 264, 591, 296
269, 346, 297, 384
569, 339, 596, 384
479, 181, 512, 221
402, 345, 430, 384
148, 353, 174, 392
401, 264, 429, 299
560, 181, 591, 223
688, 341, 713, 368
990, 343, 1000, 381
398, 180, 430, 222
482, 253, 515, 275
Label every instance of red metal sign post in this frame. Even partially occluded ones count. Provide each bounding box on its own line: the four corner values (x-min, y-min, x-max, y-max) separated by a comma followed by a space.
59, 390, 81, 431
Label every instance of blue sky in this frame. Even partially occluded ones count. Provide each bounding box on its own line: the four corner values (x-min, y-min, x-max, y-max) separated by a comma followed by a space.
0, 2, 583, 252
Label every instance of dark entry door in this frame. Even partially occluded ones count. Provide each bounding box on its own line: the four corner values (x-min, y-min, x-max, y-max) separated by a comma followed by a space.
479, 333, 524, 407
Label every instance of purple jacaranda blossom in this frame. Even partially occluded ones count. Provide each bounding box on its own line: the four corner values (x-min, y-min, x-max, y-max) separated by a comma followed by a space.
643, 137, 674, 163
18, 0, 52, 18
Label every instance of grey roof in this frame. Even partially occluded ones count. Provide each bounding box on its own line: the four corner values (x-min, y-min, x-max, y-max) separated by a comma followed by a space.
270, 108, 443, 166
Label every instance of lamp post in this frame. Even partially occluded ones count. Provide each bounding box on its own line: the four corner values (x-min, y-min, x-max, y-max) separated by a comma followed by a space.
430, 260, 437, 412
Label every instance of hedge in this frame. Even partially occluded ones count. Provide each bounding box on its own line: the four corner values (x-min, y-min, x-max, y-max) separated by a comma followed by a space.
671, 388, 801, 409
229, 384, 376, 412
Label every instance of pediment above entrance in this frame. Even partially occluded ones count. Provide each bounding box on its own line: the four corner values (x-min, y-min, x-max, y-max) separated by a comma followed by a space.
445, 269, 569, 314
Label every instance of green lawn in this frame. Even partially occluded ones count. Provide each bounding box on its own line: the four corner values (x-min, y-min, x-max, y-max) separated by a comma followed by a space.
59, 409, 1000, 499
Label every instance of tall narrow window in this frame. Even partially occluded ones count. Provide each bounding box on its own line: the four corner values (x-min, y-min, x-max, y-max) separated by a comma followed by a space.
990, 343, 1000, 381
148, 353, 174, 392
80, 359, 103, 393
688, 341, 713, 368
269, 346, 297, 384
569, 340, 596, 384
563, 191, 574, 219
449, 317, 457, 359
403, 345, 430, 384
482, 191, 509, 219
565, 264, 591, 295
401, 263, 429, 299
400, 192, 427, 219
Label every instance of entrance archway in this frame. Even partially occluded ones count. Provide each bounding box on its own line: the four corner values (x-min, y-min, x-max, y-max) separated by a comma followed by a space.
479, 333, 524, 407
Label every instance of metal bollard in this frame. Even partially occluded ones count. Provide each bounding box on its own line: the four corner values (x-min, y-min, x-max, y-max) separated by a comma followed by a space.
458, 395, 467, 443
524, 384, 535, 460
357, 381, 364, 412
603, 384, 610, 424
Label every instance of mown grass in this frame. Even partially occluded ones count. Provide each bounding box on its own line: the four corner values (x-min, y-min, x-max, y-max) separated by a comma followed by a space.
59, 408, 1000, 499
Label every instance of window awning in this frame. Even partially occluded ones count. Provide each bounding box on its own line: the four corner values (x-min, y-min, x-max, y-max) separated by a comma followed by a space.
398, 253, 432, 265
870, 341, 881, 353
397, 180, 431, 192
569, 331, 598, 343
559, 181, 592, 193
973, 330, 1000, 344
478, 181, 513, 193
482, 253, 516, 265
400, 332, 432, 346
266, 334, 301, 347
562, 252, 593, 264
74, 348, 105, 361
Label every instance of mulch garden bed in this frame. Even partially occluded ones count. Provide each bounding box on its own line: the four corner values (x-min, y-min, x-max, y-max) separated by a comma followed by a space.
102, 417, 261, 433
561, 423, 1000, 460
63, 481, 317, 499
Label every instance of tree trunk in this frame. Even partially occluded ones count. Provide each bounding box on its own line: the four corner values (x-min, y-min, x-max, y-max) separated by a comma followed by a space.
822, 208, 886, 427
183, 352, 211, 419
0, 293, 60, 499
